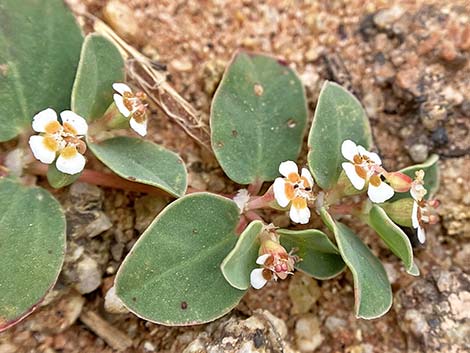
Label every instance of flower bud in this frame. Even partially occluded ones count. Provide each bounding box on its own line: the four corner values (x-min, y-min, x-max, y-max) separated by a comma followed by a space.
380, 198, 414, 227
385, 172, 412, 192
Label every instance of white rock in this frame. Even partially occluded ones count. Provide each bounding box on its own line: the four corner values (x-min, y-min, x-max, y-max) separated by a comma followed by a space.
104, 286, 129, 314
295, 315, 324, 352
75, 256, 102, 294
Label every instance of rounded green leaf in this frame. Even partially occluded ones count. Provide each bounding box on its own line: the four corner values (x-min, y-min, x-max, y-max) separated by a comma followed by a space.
308, 81, 372, 189
71, 34, 125, 121
320, 208, 392, 319
115, 193, 245, 325
221, 220, 263, 290
0, 178, 66, 331
88, 136, 188, 197
368, 205, 415, 275
389, 154, 439, 202
47, 163, 81, 189
0, 0, 83, 141
278, 228, 346, 280
210, 51, 308, 184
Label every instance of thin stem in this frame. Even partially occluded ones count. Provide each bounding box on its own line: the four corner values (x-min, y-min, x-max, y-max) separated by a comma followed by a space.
27, 162, 168, 196
247, 179, 263, 195
235, 215, 248, 235
246, 191, 274, 211
245, 210, 264, 222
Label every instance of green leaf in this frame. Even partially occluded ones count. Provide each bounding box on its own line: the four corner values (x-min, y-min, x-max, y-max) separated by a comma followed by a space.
0, 0, 83, 142
368, 205, 415, 275
115, 193, 245, 325
389, 154, 439, 201
0, 178, 66, 331
307, 81, 372, 189
71, 33, 125, 121
278, 228, 346, 279
320, 208, 392, 319
47, 163, 81, 189
210, 51, 308, 184
88, 136, 187, 197
380, 198, 413, 228
221, 221, 263, 290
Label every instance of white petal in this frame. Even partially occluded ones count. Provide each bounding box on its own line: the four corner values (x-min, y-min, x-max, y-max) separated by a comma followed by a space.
56, 148, 86, 175
113, 94, 131, 117
31, 108, 58, 132
342, 162, 366, 190
278, 160, 298, 177
412, 201, 420, 228
289, 204, 311, 224
28, 135, 56, 164
256, 254, 271, 265
367, 181, 394, 203
250, 268, 268, 289
341, 139, 358, 162
273, 178, 290, 208
301, 167, 314, 187
112, 82, 132, 95
360, 148, 382, 165
130, 117, 148, 136
417, 226, 426, 244
60, 110, 88, 135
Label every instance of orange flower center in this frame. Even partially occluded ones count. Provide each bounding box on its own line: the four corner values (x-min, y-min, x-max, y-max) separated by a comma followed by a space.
44, 120, 61, 134
42, 136, 59, 152
60, 145, 78, 159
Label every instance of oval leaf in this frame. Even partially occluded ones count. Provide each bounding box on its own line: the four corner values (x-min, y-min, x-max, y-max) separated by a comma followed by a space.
210, 51, 308, 184
221, 221, 263, 290
320, 208, 392, 319
71, 33, 125, 121
47, 163, 81, 189
0, 0, 83, 141
308, 81, 372, 189
0, 178, 66, 331
368, 205, 415, 275
278, 228, 346, 279
88, 136, 188, 197
389, 154, 439, 202
115, 193, 246, 325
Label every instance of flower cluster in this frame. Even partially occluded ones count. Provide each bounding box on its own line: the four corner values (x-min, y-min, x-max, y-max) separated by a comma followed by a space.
250, 227, 298, 289
410, 170, 439, 243
29, 108, 88, 175
113, 83, 149, 137
273, 161, 314, 224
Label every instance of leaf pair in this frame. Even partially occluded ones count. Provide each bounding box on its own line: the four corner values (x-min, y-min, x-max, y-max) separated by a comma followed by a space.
115, 193, 346, 325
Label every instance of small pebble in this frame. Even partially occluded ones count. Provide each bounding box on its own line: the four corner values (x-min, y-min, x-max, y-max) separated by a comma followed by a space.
408, 144, 429, 163
295, 315, 324, 352
104, 286, 129, 314
373, 6, 405, 29
76, 256, 102, 294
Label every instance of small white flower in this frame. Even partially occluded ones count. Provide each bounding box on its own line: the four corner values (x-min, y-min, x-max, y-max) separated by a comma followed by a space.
273, 161, 314, 224
113, 83, 149, 136
28, 108, 88, 175
233, 189, 250, 214
409, 170, 439, 244
341, 139, 394, 203
249, 239, 297, 290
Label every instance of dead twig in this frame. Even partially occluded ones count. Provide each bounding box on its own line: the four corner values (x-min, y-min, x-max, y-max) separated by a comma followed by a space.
79, 310, 133, 351
91, 18, 212, 152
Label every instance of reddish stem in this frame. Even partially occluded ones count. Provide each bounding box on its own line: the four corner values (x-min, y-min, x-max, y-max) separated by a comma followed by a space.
235, 215, 249, 235
247, 179, 263, 195
245, 210, 264, 222
246, 191, 275, 211
26, 162, 204, 196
